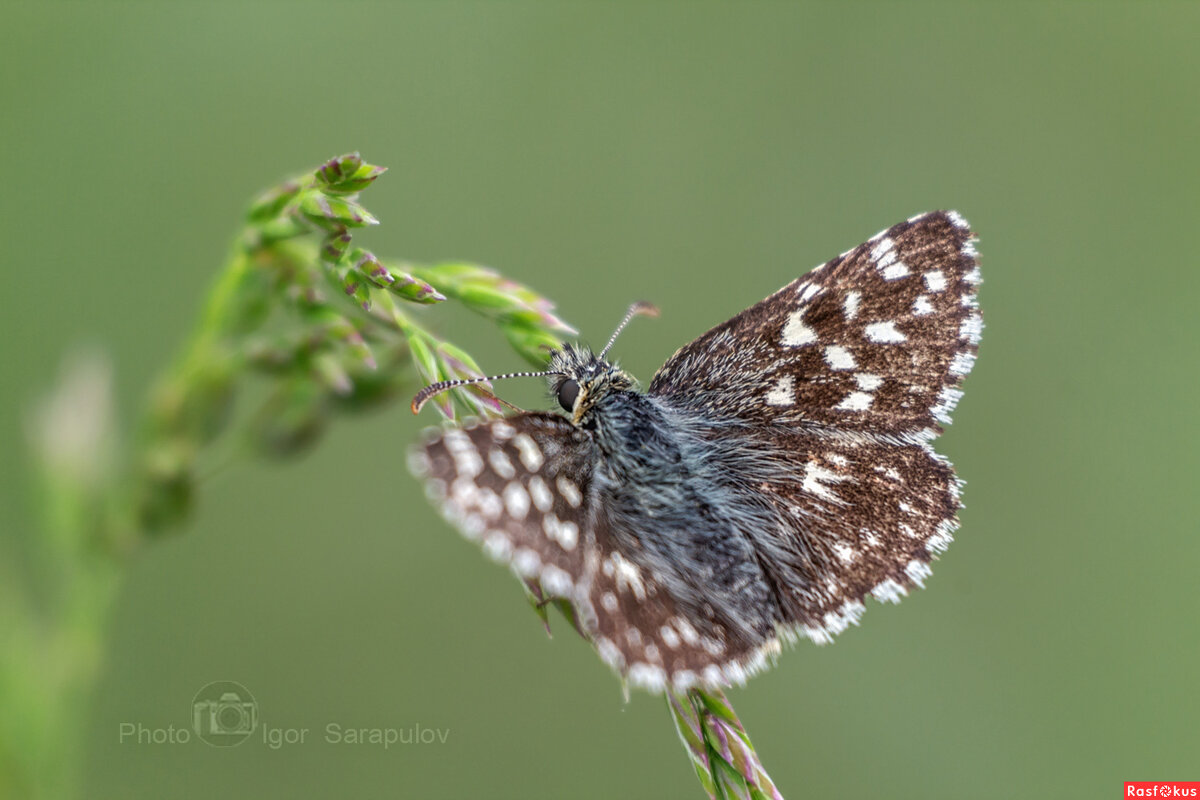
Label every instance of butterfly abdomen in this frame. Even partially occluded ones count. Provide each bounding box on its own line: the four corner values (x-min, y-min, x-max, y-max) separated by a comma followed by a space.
589, 390, 784, 644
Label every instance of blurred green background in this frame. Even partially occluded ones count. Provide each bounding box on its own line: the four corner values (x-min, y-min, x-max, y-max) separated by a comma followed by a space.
3, 2, 1198, 798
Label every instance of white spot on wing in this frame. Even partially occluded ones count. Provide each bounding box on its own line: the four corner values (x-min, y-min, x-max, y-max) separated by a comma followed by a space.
627, 663, 666, 692
924, 270, 947, 292
556, 476, 583, 508
450, 478, 478, 507
781, 309, 818, 346
541, 565, 574, 597
488, 448, 516, 479
870, 237, 895, 262
477, 488, 503, 519
512, 548, 540, 577
422, 479, 445, 503
407, 448, 431, 478
513, 433, 543, 471
459, 513, 484, 540
443, 430, 483, 478
843, 290, 860, 320
882, 261, 910, 280
483, 532, 511, 561
802, 461, 850, 501
912, 295, 934, 315
865, 321, 906, 343
673, 670, 697, 691
835, 391, 873, 411
608, 552, 647, 601
542, 514, 577, 551
660, 625, 681, 649
596, 637, 623, 668
766, 374, 795, 406
502, 482, 529, 520
823, 345, 856, 370
557, 519, 578, 550
443, 429, 470, 452
855, 373, 883, 391
673, 617, 701, 646
528, 476, 553, 512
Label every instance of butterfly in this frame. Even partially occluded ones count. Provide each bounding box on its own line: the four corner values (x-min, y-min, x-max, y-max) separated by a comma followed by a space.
408, 211, 981, 693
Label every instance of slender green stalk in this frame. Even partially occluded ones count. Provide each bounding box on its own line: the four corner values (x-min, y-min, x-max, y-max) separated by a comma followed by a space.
669, 688, 784, 800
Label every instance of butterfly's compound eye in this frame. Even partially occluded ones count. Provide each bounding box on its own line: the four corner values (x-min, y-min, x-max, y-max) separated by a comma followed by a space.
557, 379, 580, 412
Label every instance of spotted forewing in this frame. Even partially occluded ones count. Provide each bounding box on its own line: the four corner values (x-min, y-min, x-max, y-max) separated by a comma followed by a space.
650, 211, 981, 439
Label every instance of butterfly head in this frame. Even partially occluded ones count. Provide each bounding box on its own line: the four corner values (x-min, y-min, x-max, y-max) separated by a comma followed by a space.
546, 343, 636, 426
410, 301, 658, 419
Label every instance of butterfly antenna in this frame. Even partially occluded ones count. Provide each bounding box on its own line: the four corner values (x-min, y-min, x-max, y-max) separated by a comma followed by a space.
411, 370, 557, 414
598, 301, 659, 360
